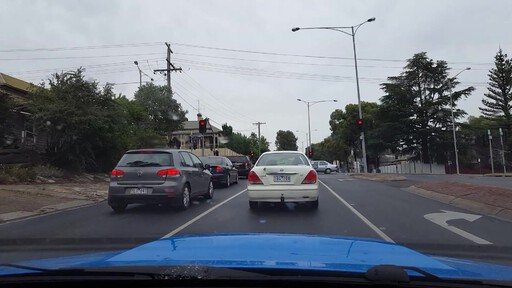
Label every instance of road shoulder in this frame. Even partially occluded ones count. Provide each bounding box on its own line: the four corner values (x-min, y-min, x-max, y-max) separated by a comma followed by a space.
403, 182, 512, 222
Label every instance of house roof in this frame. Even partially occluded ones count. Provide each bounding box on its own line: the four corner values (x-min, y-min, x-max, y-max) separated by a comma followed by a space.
175, 120, 222, 134
0, 73, 34, 93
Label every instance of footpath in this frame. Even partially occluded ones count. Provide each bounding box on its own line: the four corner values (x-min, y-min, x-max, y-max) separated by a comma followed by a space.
0, 174, 108, 223
352, 173, 512, 222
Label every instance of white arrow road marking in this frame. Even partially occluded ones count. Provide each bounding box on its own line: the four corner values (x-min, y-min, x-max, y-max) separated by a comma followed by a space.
424, 210, 492, 245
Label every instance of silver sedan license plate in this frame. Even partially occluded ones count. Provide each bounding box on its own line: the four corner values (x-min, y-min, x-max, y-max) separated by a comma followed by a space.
128, 188, 151, 195
273, 175, 291, 182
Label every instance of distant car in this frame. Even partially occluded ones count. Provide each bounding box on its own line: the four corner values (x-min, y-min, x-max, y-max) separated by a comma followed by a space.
200, 156, 239, 187
312, 160, 339, 174
247, 151, 319, 210
108, 149, 213, 213
226, 155, 253, 178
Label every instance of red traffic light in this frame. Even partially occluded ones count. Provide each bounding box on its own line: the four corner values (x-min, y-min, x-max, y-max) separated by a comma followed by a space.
199, 119, 207, 134
357, 119, 363, 125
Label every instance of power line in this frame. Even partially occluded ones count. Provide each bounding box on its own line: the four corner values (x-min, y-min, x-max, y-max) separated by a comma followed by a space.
0, 52, 162, 61
176, 72, 257, 122
0, 42, 162, 53
172, 81, 253, 124
169, 42, 494, 66
0, 40, 494, 66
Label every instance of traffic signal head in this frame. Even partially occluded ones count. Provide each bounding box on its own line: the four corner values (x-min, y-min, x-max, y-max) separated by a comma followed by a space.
357, 119, 363, 125
308, 149, 313, 158
250, 151, 254, 158
199, 119, 207, 134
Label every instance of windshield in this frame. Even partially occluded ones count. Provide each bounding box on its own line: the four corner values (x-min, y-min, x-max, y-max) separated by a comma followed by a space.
2, 0, 512, 284
227, 156, 248, 163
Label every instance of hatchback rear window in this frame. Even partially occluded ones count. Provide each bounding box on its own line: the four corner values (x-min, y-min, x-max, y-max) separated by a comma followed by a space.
200, 157, 225, 165
227, 156, 248, 163
256, 153, 309, 166
117, 151, 173, 167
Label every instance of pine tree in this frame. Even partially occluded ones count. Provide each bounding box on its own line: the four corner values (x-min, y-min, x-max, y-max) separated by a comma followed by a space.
480, 49, 512, 121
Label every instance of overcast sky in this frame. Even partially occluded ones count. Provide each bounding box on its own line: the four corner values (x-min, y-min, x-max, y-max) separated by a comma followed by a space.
2, 0, 511, 151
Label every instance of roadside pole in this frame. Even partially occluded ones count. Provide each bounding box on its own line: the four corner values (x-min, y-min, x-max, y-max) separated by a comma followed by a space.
488, 129, 494, 174
499, 128, 506, 174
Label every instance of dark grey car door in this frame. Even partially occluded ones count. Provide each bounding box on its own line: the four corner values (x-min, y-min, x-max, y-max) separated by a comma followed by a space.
188, 152, 208, 195
178, 152, 201, 195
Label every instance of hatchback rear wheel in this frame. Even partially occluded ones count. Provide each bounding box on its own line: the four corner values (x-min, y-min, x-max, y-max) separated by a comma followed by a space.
178, 185, 191, 210
204, 181, 214, 199
325, 168, 331, 174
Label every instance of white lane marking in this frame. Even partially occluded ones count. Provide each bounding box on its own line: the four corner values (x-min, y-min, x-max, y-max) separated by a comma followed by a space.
424, 210, 492, 245
338, 179, 355, 182
161, 189, 247, 238
319, 180, 395, 243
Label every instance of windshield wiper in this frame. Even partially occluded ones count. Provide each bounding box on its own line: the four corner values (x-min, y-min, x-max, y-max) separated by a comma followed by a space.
124, 161, 161, 167
138, 162, 161, 167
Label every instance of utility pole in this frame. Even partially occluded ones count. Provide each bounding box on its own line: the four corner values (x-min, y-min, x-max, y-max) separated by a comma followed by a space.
499, 128, 506, 174
153, 42, 182, 91
488, 129, 494, 174
253, 122, 266, 155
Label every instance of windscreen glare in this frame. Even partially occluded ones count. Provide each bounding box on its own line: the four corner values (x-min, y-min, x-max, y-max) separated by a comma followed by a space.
117, 152, 173, 167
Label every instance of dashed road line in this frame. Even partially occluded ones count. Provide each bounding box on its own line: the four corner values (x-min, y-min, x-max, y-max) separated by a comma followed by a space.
161, 189, 247, 238
319, 180, 395, 243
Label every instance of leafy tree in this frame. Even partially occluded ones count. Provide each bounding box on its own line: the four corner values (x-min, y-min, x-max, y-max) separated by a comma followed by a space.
134, 83, 188, 136
379, 52, 474, 164
275, 130, 298, 151
28, 69, 127, 171
479, 49, 512, 158
328, 102, 382, 169
249, 132, 269, 157
114, 95, 167, 149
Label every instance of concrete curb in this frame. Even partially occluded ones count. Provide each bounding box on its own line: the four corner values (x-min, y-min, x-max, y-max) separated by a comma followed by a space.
351, 174, 407, 181
403, 186, 512, 223
0, 199, 102, 224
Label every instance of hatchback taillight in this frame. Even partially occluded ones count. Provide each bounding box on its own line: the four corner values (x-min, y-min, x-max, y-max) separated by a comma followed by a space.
111, 169, 124, 177
248, 170, 262, 184
245, 162, 248, 168
302, 170, 317, 184
157, 168, 181, 177
216, 166, 222, 172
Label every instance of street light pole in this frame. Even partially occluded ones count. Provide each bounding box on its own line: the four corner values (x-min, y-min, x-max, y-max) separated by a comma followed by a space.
292, 17, 375, 172
350, 25, 367, 173
134, 61, 142, 88
297, 99, 337, 155
448, 67, 471, 175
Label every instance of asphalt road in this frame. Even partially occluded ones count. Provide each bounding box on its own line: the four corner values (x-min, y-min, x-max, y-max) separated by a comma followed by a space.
1, 174, 512, 265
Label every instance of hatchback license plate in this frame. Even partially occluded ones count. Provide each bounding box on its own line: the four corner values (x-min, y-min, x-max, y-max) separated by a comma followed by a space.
128, 188, 151, 194
273, 175, 291, 182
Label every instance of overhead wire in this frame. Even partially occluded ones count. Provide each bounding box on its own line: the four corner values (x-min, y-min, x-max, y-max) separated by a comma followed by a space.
175, 72, 257, 122
172, 79, 253, 124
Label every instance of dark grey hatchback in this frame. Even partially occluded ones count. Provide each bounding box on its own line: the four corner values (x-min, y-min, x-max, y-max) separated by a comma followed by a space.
108, 149, 213, 213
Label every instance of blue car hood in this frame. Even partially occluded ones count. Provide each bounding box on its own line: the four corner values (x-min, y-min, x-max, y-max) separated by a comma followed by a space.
2, 233, 512, 281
